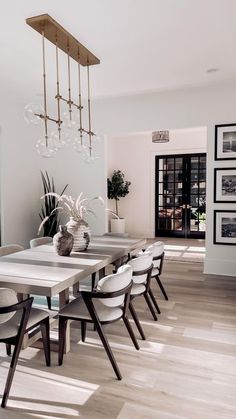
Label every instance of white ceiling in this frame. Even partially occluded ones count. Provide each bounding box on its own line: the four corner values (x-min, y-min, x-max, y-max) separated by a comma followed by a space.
2, 0, 236, 99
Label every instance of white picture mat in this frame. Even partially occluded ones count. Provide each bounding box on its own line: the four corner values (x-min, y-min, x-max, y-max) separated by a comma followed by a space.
215, 211, 236, 244
217, 125, 236, 159
215, 169, 236, 201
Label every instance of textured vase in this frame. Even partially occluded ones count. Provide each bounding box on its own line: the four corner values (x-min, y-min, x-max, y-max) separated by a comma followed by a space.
66, 217, 91, 251
53, 225, 74, 256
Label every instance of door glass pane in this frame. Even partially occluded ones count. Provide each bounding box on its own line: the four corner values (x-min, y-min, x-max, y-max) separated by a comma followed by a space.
165, 158, 174, 171
191, 182, 199, 194
191, 170, 198, 181
175, 158, 183, 170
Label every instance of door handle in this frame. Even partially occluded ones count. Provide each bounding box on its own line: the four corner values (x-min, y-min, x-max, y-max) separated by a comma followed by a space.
180, 204, 192, 209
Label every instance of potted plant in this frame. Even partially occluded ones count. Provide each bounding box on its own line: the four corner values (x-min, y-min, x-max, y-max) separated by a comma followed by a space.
38, 192, 104, 251
107, 170, 131, 234
39, 171, 68, 237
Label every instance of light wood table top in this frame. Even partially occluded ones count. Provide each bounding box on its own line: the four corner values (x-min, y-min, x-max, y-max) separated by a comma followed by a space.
0, 236, 146, 297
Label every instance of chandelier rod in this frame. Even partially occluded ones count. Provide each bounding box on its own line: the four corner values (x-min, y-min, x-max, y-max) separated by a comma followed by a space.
55, 33, 62, 140
67, 42, 73, 121
78, 49, 83, 145
42, 26, 48, 147
87, 64, 92, 156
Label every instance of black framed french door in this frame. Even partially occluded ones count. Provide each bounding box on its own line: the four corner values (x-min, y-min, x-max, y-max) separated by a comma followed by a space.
155, 153, 206, 238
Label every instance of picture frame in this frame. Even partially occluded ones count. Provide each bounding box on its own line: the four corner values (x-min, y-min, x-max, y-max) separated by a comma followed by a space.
214, 168, 236, 203
214, 210, 236, 245
215, 123, 236, 160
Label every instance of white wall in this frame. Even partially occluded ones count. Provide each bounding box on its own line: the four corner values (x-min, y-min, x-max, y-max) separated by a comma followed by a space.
0, 88, 106, 248
107, 127, 207, 237
94, 80, 236, 276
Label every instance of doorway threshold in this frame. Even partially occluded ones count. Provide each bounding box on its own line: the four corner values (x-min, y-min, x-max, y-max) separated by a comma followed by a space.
147, 237, 205, 263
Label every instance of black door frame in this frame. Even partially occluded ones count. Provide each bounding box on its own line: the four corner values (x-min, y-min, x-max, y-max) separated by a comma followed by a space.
155, 153, 206, 239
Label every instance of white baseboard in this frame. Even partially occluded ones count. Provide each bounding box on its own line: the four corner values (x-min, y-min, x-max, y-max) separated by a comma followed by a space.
204, 258, 236, 277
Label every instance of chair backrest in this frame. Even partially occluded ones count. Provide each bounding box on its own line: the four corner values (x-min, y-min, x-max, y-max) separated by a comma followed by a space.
0, 245, 24, 257
30, 237, 53, 248
146, 241, 165, 269
0, 288, 18, 324
0, 291, 33, 342
127, 252, 153, 284
96, 265, 133, 307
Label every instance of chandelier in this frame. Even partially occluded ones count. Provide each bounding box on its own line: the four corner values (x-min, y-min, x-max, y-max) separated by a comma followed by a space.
152, 131, 169, 143
24, 14, 100, 163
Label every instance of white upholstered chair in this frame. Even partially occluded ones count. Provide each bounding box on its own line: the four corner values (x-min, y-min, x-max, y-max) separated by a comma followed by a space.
58, 265, 138, 380
146, 241, 168, 300
119, 253, 159, 340
0, 288, 50, 408
30, 236, 53, 248
0, 245, 24, 257
30, 237, 53, 309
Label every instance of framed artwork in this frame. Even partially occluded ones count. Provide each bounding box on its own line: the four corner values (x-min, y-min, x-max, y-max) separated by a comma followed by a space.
214, 210, 236, 245
214, 168, 236, 203
215, 123, 236, 160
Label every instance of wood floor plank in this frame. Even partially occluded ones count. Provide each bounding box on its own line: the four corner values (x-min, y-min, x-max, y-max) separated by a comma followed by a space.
0, 257, 236, 418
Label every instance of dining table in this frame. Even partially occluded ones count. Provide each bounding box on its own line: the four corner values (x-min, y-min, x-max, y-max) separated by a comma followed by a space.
0, 235, 146, 351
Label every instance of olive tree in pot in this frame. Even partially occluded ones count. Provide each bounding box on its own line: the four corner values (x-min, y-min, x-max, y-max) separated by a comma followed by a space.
107, 170, 131, 233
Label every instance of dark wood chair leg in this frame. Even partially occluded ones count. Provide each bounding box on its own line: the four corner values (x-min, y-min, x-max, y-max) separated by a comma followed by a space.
129, 301, 146, 340
6, 344, 11, 356
1, 336, 23, 407
144, 293, 158, 321
91, 273, 96, 291
149, 288, 161, 314
155, 276, 168, 300
46, 297, 52, 310
58, 318, 68, 366
93, 317, 122, 380
123, 316, 140, 350
40, 317, 51, 366
81, 321, 87, 342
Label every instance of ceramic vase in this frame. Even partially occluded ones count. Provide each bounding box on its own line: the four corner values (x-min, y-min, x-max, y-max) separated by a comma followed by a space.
66, 217, 91, 251
53, 225, 74, 256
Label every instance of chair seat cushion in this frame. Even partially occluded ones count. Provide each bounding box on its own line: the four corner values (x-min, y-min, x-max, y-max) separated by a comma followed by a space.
59, 297, 123, 323
131, 283, 146, 296
151, 267, 160, 277
0, 308, 50, 340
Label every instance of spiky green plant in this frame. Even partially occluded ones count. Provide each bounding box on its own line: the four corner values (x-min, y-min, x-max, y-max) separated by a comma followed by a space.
39, 171, 68, 237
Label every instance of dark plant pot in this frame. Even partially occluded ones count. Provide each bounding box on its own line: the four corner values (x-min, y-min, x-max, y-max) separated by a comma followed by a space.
53, 225, 74, 256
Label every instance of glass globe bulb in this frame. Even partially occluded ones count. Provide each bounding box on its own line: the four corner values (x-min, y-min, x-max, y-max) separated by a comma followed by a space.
73, 138, 87, 153
36, 137, 57, 158
51, 129, 67, 150
24, 103, 44, 125
82, 147, 96, 164
62, 110, 77, 130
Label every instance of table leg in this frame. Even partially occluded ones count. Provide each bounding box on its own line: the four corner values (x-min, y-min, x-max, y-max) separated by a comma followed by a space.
59, 288, 71, 353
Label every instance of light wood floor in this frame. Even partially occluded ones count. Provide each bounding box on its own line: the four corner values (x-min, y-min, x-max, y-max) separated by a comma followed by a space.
1, 260, 236, 419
